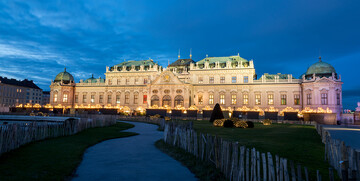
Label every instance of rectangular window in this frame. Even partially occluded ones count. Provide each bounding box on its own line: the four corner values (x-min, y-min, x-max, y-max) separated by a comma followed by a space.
125, 94, 130, 104
135, 78, 138, 84
232, 76, 237, 83
99, 95, 104, 103
209, 94, 214, 104
243, 94, 249, 105
321, 93, 328, 105
54, 94, 58, 103
143, 95, 147, 104
144, 78, 148, 84
117, 79, 121, 85
75, 95, 79, 103
243, 76, 249, 83
294, 94, 300, 105
268, 94, 274, 105
116, 95, 120, 104
83, 95, 87, 103
220, 94, 225, 104
209, 77, 214, 84
337, 93, 340, 105
198, 95, 203, 105
198, 77, 203, 84
108, 79, 112, 85
307, 93, 312, 105
231, 94, 237, 104
281, 94, 287, 105
134, 94, 138, 104
255, 94, 261, 105
107, 95, 112, 103
91, 95, 95, 103
220, 77, 225, 83
126, 79, 129, 85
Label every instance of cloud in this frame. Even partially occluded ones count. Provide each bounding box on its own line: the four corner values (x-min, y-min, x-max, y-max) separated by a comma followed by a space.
0, 0, 359, 109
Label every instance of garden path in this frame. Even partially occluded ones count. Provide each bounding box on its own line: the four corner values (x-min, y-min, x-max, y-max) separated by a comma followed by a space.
72, 121, 196, 181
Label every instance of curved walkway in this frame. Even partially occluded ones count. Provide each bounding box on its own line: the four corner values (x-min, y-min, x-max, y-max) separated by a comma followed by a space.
73, 121, 196, 181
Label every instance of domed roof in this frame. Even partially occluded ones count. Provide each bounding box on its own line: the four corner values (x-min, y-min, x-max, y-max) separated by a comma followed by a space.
305, 57, 336, 76
84, 74, 105, 83
54, 68, 74, 83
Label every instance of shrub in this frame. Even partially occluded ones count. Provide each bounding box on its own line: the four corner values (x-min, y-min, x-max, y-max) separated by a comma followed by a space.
263, 119, 272, 125
213, 119, 224, 127
209, 103, 224, 123
165, 117, 171, 121
223, 119, 234, 128
229, 117, 240, 122
246, 121, 254, 128
234, 120, 248, 128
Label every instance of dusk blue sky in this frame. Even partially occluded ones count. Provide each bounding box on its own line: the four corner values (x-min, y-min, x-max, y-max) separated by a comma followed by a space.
0, 0, 359, 109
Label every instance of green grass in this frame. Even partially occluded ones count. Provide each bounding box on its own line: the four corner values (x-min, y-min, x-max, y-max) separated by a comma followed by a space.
189, 120, 335, 180
0, 122, 137, 181
155, 139, 227, 181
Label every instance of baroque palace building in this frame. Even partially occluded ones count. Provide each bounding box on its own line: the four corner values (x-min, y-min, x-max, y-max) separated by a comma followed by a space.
50, 54, 343, 119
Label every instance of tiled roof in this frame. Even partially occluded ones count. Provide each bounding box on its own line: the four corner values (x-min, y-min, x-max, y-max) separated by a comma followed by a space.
0, 76, 41, 89
168, 59, 195, 67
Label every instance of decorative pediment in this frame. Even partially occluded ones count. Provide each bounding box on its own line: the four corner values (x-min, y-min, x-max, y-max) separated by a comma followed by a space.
151, 71, 185, 85
315, 77, 335, 83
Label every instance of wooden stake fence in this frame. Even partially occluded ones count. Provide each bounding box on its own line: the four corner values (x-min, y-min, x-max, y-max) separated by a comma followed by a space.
316, 124, 360, 180
164, 122, 325, 181
0, 115, 117, 156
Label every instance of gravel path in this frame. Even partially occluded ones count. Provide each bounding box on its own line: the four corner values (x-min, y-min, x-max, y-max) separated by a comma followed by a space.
72, 121, 196, 181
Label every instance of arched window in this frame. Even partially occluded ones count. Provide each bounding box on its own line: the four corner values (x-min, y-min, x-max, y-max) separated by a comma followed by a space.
174, 95, 184, 107
151, 95, 160, 106
162, 95, 171, 107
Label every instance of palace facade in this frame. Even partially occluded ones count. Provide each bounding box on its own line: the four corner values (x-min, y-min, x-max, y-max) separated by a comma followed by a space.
50, 54, 343, 119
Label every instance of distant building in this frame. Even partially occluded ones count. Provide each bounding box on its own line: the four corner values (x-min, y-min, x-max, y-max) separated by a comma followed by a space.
50, 55, 343, 119
42, 91, 50, 105
0, 76, 42, 107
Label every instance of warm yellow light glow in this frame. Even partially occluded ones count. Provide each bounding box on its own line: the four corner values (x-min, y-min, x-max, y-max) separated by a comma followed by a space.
16, 104, 23, 108
236, 106, 251, 112
24, 103, 32, 108
33, 104, 42, 108
280, 107, 300, 116
265, 106, 278, 112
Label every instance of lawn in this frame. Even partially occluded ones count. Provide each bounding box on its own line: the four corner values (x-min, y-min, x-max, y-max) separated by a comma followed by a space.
0, 122, 137, 181
190, 120, 334, 180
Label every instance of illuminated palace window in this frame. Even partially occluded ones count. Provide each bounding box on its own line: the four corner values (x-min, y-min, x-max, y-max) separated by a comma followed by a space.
116, 95, 120, 104
54, 94, 58, 103
75, 95, 79, 103
220, 94, 225, 104
144, 78, 148, 84
134, 94, 138, 104
220, 77, 225, 83
243, 94, 249, 105
198, 95, 203, 105
243, 76, 249, 83
209, 94, 214, 104
209, 77, 214, 84
125, 94, 130, 104
99, 95, 103, 103
143, 95, 147, 104
232, 76, 237, 83
321, 93, 328, 105
108, 95, 112, 103
198, 77, 203, 84
281, 94, 287, 105
337, 93, 340, 105
83, 95, 87, 103
231, 94, 236, 104
91, 95, 95, 103
268, 94, 274, 105
255, 94, 261, 105
294, 94, 300, 105
306, 93, 312, 105
63, 94, 68, 103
